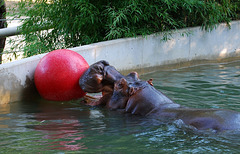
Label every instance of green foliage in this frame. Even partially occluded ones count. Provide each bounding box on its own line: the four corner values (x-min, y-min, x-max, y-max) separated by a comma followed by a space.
11, 0, 240, 57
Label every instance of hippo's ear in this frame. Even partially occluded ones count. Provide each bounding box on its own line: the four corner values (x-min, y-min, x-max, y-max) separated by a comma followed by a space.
147, 78, 153, 86
127, 72, 139, 80
129, 87, 139, 96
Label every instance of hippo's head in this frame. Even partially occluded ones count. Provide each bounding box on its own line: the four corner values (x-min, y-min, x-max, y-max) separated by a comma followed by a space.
79, 60, 124, 94
107, 72, 164, 115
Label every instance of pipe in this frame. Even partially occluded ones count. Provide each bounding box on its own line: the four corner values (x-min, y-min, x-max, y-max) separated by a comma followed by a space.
0, 26, 21, 38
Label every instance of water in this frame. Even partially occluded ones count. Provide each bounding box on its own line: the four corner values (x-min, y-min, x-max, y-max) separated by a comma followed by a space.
1, 61, 240, 153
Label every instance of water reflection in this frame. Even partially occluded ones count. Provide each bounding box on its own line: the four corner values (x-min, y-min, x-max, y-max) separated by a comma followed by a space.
32, 100, 90, 151
0, 104, 10, 128
37, 122, 86, 150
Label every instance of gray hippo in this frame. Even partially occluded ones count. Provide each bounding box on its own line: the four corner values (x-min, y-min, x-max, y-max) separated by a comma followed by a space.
79, 60, 240, 132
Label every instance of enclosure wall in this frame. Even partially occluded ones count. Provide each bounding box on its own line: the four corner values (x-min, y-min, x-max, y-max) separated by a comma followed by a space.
0, 21, 240, 104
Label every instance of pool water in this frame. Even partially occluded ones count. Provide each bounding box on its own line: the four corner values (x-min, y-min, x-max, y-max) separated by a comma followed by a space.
1, 61, 240, 153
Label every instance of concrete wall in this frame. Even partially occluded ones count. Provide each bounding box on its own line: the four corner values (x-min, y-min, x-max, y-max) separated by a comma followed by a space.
0, 21, 240, 104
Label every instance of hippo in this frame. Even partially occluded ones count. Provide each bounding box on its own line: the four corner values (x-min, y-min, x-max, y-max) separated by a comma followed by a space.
79, 60, 240, 132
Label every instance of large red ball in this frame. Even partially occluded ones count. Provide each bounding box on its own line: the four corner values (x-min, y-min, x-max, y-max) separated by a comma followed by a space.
34, 49, 89, 101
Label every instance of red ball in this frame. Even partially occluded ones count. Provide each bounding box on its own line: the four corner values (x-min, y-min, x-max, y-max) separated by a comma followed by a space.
34, 49, 89, 101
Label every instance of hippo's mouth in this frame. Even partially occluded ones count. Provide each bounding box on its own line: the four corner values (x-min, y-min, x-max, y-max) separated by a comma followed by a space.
81, 90, 114, 107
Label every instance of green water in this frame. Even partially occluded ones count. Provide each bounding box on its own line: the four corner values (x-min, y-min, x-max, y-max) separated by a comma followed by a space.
1, 61, 240, 153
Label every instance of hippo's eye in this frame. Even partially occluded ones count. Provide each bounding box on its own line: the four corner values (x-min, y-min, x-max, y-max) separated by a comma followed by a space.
115, 83, 123, 90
